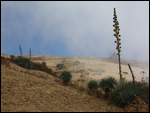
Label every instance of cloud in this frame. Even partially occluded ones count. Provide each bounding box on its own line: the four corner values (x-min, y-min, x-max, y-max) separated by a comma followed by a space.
1, 1, 149, 61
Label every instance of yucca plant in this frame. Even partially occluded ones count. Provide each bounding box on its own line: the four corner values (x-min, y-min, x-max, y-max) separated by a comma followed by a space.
113, 8, 122, 82
87, 80, 98, 96
111, 81, 140, 107
99, 77, 117, 99
99, 77, 117, 92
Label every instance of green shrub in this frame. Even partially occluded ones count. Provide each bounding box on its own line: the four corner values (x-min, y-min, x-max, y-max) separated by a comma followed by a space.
111, 81, 140, 107
87, 80, 98, 90
99, 77, 117, 93
17, 56, 31, 69
56, 63, 64, 69
135, 82, 149, 104
60, 71, 72, 85
31, 61, 55, 76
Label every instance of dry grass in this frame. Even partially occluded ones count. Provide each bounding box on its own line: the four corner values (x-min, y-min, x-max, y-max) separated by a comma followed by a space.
1, 57, 124, 112
27, 55, 149, 85
2, 54, 149, 112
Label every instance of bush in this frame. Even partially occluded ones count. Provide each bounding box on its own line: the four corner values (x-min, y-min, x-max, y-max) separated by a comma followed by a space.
99, 77, 117, 93
79, 85, 86, 92
56, 63, 64, 69
135, 82, 149, 104
41, 61, 46, 66
111, 81, 141, 107
10, 55, 15, 61
87, 80, 98, 90
95, 89, 104, 98
1, 57, 10, 67
124, 96, 149, 112
31, 61, 55, 76
31, 62, 43, 70
10, 55, 18, 63
17, 56, 31, 69
60, 71, 72, 85
9, 56, 55, 76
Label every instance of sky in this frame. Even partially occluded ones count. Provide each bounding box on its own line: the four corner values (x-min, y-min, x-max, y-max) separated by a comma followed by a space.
1, 1, 149, 61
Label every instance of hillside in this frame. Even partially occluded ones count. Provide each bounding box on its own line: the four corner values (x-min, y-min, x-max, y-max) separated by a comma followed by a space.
29, 55, 149, 84
1, 56, 124, 112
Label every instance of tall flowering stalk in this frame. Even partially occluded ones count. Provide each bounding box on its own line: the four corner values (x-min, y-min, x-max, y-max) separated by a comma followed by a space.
113, 8, 122, 81
19, 44, 22, 56
29, 48, 31, 60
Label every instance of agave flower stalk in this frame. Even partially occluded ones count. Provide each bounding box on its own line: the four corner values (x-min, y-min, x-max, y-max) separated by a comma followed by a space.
29, 48, 31, 60
113, 8, 122, 82
19, 44, 22, 56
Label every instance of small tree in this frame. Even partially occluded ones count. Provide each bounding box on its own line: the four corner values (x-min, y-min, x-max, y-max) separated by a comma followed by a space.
113, 8, 122, 82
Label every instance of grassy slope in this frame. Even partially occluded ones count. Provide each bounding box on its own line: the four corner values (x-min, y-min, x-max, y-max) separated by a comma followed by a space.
1, 58, 124, 112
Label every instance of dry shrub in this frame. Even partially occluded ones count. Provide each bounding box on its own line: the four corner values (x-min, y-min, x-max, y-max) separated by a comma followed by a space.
95, 89, 104, 98
31, 61, 55, 76
107, 92, 114, 105
1, 57, 10, 67
87, 89, 95, 96
41, 61, 46, 66
69, 81, 74, 87
136, 82, 149, 104
78, 85, 86, 92
124, 96, 149, 112
71, 81, 79, 89
17, 56, 31, 69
